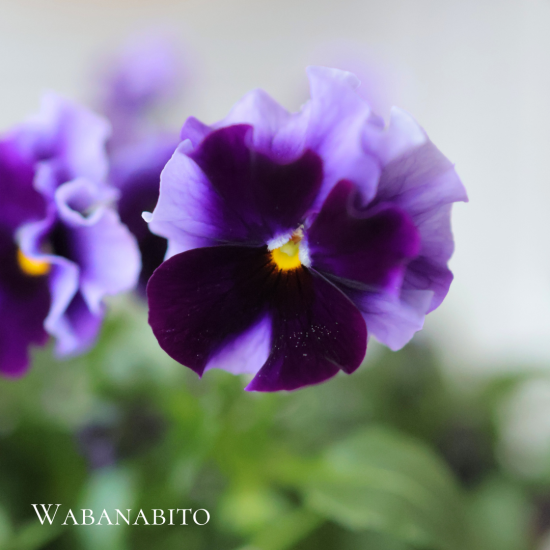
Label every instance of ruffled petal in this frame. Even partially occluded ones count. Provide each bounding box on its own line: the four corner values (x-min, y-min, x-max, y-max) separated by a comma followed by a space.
305, 66, 380, 208
19, 178, 140, 356
10, 93, 110, 190
348, 287, 433, 351
149, 125, 323, 252
308, 180, 420, 294
147, 245, 367, 390
371, 134, 467, 312
213, 89, 308, 162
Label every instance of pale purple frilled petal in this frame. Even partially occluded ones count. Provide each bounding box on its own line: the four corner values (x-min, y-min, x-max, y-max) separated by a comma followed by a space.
11, 93, 110, 192
358, 108, 468, 349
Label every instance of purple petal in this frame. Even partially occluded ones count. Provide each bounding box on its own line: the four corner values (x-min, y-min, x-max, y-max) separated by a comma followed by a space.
111, 134, 176, 290
347, 288, 433, 351
148, 245, 366, 391
180, 116, 211, 147
51, 180, 140, 354
0, 139, 45, 232
205, 315, 271, 376
371, 135, 467, 312
212, 89, 307, 162
19, 178, 140, 356
149, 125, 323, 252
305, 66, 381, 209
147, 246, 273, 376
10, 93, 110, 191
308, 180, 420, 294
189, 125, 323, 244
246, 268, 367, 392
0, 231, 50, 376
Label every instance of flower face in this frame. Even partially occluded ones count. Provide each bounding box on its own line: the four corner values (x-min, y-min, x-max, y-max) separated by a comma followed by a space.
146, 67, 467, 391
0, 94, 140, 375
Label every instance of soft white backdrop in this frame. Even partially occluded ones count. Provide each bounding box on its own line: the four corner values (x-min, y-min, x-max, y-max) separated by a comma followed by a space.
1, 0, 550, 375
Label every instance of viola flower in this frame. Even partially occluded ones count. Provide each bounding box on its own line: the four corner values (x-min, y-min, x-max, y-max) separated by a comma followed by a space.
110, 135, 175, 291
146, 67, 467, 391
0, 93, 140, 376
98, 34, 184, 292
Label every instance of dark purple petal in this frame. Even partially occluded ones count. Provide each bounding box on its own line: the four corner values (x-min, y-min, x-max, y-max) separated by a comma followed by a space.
147, 245, 366, 391
308, 180, 420, 294
148, 246, 271, 376
189, 125, 323, 245
0, 139, 45, 232
0, 232, 50, 376
246, 268, 367, 392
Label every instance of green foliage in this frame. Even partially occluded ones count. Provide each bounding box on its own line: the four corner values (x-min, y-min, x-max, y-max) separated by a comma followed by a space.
0, 299, 545, 549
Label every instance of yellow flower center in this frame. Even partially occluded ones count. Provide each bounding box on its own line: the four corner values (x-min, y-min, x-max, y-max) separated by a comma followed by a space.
271, 233, 302, 271
17, 249, 50, 277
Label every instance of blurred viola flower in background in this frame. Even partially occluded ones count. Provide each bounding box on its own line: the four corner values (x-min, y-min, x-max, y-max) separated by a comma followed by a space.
0, 93, 140, 377
96, 33, 186, 293
146, 66, 467, 391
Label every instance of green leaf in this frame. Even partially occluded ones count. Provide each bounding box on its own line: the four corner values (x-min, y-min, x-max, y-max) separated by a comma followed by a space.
467, 476, 531, 550
5, 521, 62, 550
238, 509, 323, 550
301, 426, 467, 550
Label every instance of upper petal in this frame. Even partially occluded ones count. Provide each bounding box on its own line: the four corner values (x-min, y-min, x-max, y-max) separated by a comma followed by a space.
150, 125, 323, 251
305, 66, 381, 209
10, 93, 110, 190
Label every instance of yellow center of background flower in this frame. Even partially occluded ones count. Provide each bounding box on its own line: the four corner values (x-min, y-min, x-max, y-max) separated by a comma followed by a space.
271, 236, 302, 271
17, 249, 50, 277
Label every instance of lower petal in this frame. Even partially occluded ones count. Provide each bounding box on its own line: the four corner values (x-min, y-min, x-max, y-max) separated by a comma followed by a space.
247, 268, 367, 392
147, 246, 367, 390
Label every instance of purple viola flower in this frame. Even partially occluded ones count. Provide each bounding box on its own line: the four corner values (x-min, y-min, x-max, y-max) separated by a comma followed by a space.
146, 67, 467, 392
110, 135, 175, 291
98, 34, 184, 292
0, 93, 140, 376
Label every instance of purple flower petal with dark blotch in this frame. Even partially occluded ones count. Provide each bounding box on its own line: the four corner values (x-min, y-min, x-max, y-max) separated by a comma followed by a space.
148, 245, 366, 391
308, 180, 420, 294
189, 125, 323, 245
150, 125, 323, 251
